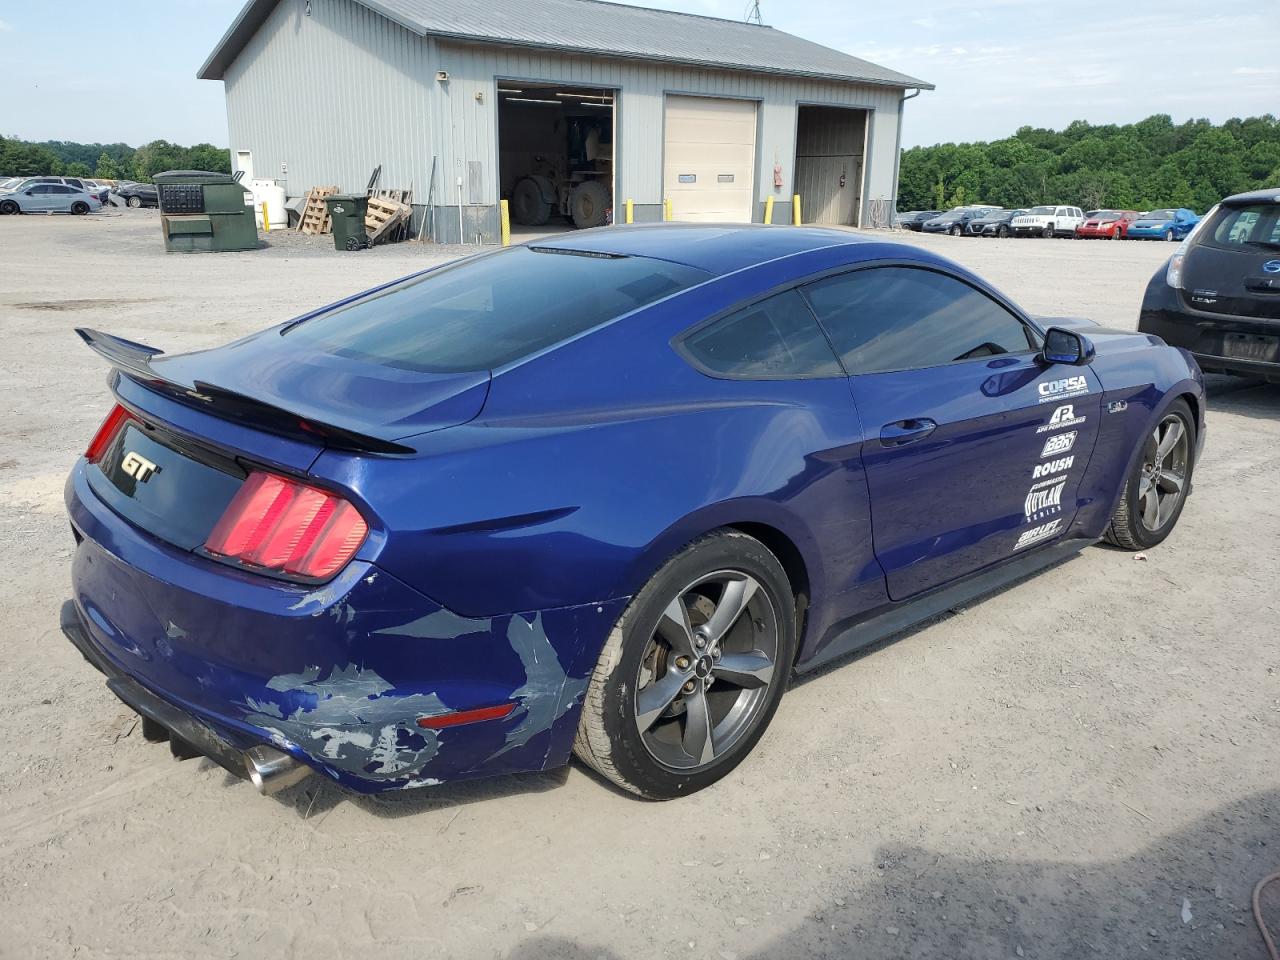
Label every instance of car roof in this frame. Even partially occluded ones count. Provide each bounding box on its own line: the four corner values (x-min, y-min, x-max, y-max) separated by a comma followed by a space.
534, 222, 879, 277
1221, 187, 1280, 206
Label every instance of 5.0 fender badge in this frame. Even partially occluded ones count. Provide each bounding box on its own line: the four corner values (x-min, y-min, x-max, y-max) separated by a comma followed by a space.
1107, 400, 1128, 414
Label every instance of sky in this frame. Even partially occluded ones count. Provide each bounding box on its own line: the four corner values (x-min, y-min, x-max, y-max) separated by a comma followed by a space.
0, 0, 1276, 149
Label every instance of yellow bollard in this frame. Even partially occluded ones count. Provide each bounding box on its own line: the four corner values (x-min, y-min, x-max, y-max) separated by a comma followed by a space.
663, 198, 672, 222
625, 199, 634, 224
500, 199, 511, 247
792, 194, 802, 226
261, 201, 270, 232
764, 196, 774, 225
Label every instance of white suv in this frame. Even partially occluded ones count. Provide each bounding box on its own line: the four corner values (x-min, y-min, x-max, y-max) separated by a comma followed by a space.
1011, 205, 1085, 238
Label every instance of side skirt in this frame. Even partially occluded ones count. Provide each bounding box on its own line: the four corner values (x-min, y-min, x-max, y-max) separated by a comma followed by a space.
796, 536, 1095, 675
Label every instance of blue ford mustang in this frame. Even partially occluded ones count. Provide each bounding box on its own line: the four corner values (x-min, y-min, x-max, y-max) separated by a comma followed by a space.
62, 225, 1205, 800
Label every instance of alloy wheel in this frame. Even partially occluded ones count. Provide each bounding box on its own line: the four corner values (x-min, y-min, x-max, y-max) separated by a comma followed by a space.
1138, 414, 1189, 532
634, 570, 779, 771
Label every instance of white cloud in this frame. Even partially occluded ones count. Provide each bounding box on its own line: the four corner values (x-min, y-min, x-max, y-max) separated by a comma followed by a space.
1232, 66, 1280, 76
0, 19, 13, 31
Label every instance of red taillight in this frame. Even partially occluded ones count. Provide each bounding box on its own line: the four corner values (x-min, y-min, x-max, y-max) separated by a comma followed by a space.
85, 404, 133, 463
205, 470, 368, 580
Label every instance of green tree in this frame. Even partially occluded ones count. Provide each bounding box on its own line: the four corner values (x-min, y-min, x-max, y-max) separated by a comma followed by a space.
94, 151, 122, 180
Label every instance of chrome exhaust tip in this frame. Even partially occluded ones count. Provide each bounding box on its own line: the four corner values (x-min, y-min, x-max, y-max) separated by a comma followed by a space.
244, 745, 313, 796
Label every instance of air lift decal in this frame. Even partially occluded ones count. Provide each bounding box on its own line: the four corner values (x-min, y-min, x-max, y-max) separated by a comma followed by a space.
1014, 518, 1062, 550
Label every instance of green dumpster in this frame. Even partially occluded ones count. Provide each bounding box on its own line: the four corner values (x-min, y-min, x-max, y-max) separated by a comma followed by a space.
325, 195, 370, 251
154, 170, 257, 253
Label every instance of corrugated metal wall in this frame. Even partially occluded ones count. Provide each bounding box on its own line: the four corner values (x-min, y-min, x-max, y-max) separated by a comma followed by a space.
221, 0, 909, 238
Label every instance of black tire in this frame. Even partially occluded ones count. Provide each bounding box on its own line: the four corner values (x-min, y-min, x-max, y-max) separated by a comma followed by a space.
1104, 399, 1195, 551
570, 180, 610, 229
1164, 228, 1175, 242
573, 530, 797, 799
0, 199, 18, 215
127, 195, 142, 209
1042, 224, 1054, 238
949, 224, 962, 236
511, 178, 551, 226
1111, 227, 1121, 240
71, 201, 89, 215
997, 225, 1009, 238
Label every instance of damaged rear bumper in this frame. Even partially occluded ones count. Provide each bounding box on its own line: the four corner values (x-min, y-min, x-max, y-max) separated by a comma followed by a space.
64, 462, 628, 794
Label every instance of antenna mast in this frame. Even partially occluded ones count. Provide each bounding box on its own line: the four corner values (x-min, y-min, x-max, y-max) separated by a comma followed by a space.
745, 0, 762, 25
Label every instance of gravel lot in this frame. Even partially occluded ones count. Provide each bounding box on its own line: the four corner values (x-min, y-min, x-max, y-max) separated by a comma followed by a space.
1, 210, 1276, 960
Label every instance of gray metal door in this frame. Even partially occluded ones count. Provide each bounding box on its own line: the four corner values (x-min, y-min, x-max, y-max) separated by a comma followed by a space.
794, 106, 867, 227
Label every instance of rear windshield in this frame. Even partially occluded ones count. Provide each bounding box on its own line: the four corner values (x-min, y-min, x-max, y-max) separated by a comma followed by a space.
284, 246, 708, 373
1203, 204, 1280, 251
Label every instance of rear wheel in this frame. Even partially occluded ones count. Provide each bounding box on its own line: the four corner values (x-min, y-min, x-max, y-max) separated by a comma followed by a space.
127, 195, 142, 209
1105, 399, 1195, 550
570, 180, 610, 229
573, 530, 796, 799
510, 178, 551, 226
71, 201, 89, 215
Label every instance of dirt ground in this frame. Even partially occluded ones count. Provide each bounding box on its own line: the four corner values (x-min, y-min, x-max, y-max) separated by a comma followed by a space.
1, 210, 1276, 960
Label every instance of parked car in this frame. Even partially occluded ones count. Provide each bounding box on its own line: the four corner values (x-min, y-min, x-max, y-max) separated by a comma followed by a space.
1139, 188, 1280, 381
1075, 210, 1140, 239
1011, 205, 1086, 238
895, 210, 942, 232
966, 209, 1026, 237
60, 224, 1205, 800
0, 181, 102, 215
922, 206, 1000, 235
114, 182, 159, 208
1125, 208, 1199, 241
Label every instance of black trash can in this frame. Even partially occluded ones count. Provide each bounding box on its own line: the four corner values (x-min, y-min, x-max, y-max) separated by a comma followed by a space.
325, 194, 370, 251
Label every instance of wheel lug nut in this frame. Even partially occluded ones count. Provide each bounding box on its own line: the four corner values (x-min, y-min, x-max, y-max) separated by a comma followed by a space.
675, 656, 690, 669
683, 680, 696, 694
711, 648, 721, 660
694, 636, 706, 649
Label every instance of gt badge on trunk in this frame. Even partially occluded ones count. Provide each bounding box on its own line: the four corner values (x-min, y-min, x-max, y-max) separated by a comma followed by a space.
121, 451, 159, 483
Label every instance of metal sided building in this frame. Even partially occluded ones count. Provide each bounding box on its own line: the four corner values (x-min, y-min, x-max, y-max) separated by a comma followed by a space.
199, 0, 931, 243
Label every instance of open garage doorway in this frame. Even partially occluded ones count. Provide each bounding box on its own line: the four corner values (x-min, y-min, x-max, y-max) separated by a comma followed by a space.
794, 105, 868, 227
498, 81, 616, 236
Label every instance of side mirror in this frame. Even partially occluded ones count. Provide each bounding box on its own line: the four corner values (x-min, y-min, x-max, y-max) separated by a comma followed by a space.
1040, 326, 1095, 366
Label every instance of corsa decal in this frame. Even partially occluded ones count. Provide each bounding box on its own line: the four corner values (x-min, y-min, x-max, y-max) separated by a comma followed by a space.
1037, 374, 1090, 404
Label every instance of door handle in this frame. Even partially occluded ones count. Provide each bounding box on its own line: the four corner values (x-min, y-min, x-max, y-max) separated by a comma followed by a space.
879, 418, 937, 446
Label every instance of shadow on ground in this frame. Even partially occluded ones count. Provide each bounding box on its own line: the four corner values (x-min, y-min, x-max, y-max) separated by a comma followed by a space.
514, 789, 1279, 958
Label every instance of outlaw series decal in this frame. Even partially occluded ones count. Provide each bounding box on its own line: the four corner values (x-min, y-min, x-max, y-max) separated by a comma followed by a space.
1036, 404, 1087, 434
1037, 374, 1090, 404
1015, 518, 1062, 550
1024, 475, 1067, 521
1040, 431, 1077, 457
1032, 455, 1074, 479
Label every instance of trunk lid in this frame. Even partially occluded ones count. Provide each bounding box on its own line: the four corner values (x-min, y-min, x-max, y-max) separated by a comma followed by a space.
1181, 202, 1280, 321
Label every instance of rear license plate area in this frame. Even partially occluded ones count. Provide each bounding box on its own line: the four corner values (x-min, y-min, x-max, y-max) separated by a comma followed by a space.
1222, 332, 1280, 363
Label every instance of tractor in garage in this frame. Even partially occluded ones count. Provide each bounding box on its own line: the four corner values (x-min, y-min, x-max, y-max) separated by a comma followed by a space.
510, 115, 613, 230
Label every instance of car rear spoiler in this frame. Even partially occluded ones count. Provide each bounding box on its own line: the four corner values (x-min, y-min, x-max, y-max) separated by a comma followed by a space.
75, 328, 414, 455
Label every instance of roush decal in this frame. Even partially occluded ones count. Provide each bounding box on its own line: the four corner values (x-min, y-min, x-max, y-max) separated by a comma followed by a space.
1036, 404, 1087, 434
1024, 475, 1067, 521
1032, 455, 1074, 479
1040, 431, 1077, 457
1015, 518, 1062, 550
1037, 374, 1090, 404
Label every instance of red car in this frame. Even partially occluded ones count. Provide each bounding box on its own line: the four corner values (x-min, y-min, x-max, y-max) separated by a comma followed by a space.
1075, 210, 1139, 239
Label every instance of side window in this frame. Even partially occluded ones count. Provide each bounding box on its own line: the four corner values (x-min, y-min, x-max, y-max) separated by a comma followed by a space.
802, 267, 1036, 376
681, 289, 842, 379
30, 184, 52, 194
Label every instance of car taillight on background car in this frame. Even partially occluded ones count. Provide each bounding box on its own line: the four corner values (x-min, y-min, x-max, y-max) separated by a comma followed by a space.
84, 403, 133, 463
204, 471, 368, 581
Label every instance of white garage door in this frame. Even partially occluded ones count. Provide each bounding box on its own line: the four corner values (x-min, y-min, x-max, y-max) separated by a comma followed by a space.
663, 95, 757, 223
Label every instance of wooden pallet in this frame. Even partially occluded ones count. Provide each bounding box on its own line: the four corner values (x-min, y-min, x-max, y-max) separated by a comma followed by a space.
299, 185, 339, 235
365, 195, 413, 245
367, 188, 413, 243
